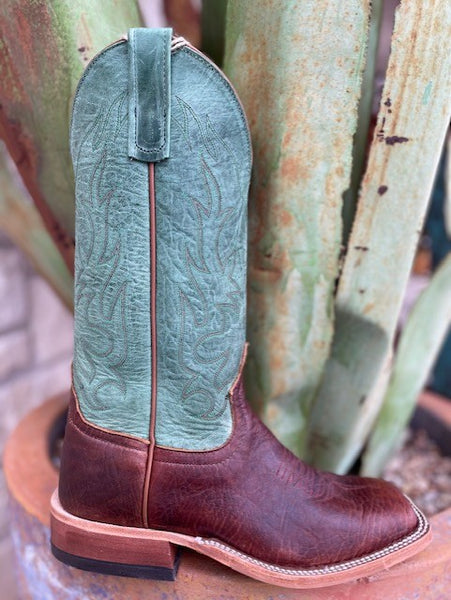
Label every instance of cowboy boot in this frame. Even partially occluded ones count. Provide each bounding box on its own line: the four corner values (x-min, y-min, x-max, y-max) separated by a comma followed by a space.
50, 28, 431, 589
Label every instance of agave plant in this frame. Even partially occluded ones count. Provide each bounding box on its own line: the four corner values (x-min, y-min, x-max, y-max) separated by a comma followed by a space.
0, 0, 450, 477
0, 0, 143, 277
224, 0, 451, 475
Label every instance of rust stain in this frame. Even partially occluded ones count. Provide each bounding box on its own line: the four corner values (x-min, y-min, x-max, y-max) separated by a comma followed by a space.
280, 155, 310, 184
363, 302, 375, 314
10, 3, 59, 86
313, 340, 327, 350
270, 354, 284, 372
0, 108, 75, 271
13, 8, 35, 83
0, 31, 27, 105
0, 107, 37, 182
282, 128, 293, 148
279, 208, 295, 227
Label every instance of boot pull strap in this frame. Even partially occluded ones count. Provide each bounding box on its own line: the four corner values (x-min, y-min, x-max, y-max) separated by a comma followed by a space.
128, 27, 172, 162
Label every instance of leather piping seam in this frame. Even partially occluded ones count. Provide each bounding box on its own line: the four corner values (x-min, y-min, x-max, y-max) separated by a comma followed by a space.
142, 163, 158, 528
152, 442, 244, 467
229, 343, 248, 398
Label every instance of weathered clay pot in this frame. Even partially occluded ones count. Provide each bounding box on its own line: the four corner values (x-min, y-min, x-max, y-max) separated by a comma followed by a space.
413, 390, 451, 456
4, 394, 451, 600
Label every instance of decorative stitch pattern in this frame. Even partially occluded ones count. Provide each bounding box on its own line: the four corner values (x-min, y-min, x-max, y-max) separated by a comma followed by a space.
74, 94, 129, 408
155, 48, 252, 449
72, 44, 151, 438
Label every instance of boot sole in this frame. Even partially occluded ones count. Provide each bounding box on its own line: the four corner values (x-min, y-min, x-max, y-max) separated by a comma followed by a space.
50, 490, 431, 589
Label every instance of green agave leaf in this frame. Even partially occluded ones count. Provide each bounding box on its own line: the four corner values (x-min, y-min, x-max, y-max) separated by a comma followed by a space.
342, 0, 383, 243
201, 0, 228, 66
307, 0, 451, 473
445, 133, 451, 239
224, 0, 370, 454
361, 253, 451, 477
0, 0, 143, 270
0, 144, 73, 310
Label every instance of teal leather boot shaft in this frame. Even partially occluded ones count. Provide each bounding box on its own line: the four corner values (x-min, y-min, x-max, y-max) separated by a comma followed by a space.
71, 29, 251, 448
71, 40, 151, 439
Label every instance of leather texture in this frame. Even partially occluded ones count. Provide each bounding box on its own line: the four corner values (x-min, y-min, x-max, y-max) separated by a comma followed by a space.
58, 392, 148, 527
128, 28, 172, 162
154, 46, 251, 450
147, 376, 418, 568
71, 32, 251, 448
71, 41, 152, 438
59, 377, 419, 569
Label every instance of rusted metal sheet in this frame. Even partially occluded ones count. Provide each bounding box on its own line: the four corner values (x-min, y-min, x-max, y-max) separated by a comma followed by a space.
224, 0, 370, 453
5, 397, 451, 599
307, 0, 451, 472
0, 0, 142, 272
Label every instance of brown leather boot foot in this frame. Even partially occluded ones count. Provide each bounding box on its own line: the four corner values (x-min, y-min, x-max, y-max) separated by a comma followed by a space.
51, 376, 431, 589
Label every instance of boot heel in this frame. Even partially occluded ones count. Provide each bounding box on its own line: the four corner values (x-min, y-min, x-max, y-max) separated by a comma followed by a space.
50, 491, 180, 581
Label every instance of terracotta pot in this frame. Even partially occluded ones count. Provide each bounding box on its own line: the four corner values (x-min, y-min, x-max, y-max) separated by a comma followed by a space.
4, 394, 451, 600
414, 390, 451, 456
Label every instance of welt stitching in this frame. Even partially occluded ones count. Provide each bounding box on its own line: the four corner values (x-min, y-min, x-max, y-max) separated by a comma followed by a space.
133, 30, 167, 154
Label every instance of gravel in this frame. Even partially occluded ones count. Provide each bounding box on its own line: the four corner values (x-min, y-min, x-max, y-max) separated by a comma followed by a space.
383, 428, 451, 517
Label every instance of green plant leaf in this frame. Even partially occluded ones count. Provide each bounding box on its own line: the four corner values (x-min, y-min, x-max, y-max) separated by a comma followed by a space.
201, 0, 228, 66
224, 0, 370, 454
306, 0, 451, 473
342, 0, 383, 243
0, 144, 73, 310
0, 0, 143, 270
361, 253, 451, 477
445, 133, 451, 239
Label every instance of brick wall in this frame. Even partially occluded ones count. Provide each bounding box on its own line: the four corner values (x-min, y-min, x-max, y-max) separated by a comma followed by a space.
0, 232, 73, 599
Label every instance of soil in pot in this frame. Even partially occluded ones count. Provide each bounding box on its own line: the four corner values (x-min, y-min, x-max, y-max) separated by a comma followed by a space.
383, 427, 451, 517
